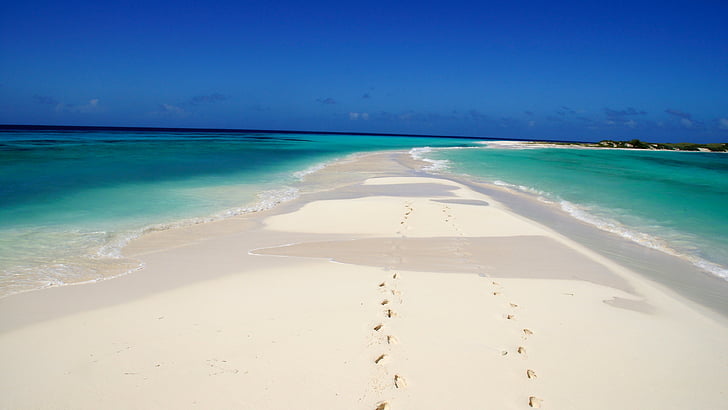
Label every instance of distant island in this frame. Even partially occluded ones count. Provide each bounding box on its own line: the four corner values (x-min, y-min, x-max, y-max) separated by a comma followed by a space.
544, 139, 728, 152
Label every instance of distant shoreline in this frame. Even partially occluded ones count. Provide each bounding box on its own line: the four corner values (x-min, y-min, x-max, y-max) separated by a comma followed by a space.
3, 124, 725, 151
483, 139, 728, 153
0, 124, 499, 142
532, 139, 728, 152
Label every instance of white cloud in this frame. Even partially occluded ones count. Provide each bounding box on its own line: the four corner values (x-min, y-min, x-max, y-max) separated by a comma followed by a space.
681, 118, 693, 127
719, 118, 728, 130
161, 104, 185, 115
349, 112, 369, 120
54, 98, 101, 113
150, 103, 188, 118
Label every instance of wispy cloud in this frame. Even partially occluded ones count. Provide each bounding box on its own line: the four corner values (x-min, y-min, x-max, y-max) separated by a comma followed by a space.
665, 108, 692, 119
602, 107, 646, 128
250, 104, 270, 112
557, 106, 576, 116
349, 112, 370, 120
33, 95, 100, 113
316, 97, 337, 105
604, 107, 647, 117
78, 99, 100, 113
60, 99, 101, 113
152, 103, 189, 118
188, 93, 228, 105
467, 110, 488, 121
665, 109, 700, 128
150, 93, 228, 118
498, 117, 521, 128
719, 118, 728, 130
33, 95, 58, 105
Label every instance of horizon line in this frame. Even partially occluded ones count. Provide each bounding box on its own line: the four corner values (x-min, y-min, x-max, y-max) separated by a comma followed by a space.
0, 123, 589, 144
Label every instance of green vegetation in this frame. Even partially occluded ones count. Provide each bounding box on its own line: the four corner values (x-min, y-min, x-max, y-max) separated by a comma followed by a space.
596, 140, 728, 152
536, 139, 728, 152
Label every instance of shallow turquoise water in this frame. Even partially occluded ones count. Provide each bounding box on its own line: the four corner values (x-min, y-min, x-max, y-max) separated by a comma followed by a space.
0, 130, 478, 295
4, 130, 726, 296
424, 144, 728, 279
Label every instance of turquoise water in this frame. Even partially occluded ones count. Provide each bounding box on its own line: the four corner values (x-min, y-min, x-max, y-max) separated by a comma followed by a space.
421, 143, 728, 280
0, 129, 478, 296
4, 130, 726, 297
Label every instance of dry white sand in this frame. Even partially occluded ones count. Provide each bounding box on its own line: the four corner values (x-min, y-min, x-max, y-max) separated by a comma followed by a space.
0, 153, 726, 409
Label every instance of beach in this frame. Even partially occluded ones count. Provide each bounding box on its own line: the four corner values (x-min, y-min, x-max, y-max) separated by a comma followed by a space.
1, 151, 727, 409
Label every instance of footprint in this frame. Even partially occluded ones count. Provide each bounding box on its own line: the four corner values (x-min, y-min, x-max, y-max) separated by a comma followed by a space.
385, 309, 396, 318
517, 346, 526, 355
394, 374, 407, 389
492, 292, 501, 296
374, 354, 388, 364
392, 273, 398, 279
526, 369, 537, 379
373, 324, 383, 332
379, 282, 387, 288
381, 299, 390, 305
506, 314, 515, 320
386, 335, 399, 345
492, 281, 500, 286
523, 329, 533, 336
375, 402, 390, 410
510, 303, 519, 308
528, 396, 543, 408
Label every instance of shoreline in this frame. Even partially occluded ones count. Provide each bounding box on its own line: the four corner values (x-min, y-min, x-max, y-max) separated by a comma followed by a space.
3, 140, 725, 300
482, 139, 728, 153
2, 149, 727, 317
1, 151, 727, 409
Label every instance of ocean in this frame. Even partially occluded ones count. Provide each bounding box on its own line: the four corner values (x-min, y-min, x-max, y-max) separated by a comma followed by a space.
0, 128, 478, 297
1, 128, 727, 298
416, 142, 728, 281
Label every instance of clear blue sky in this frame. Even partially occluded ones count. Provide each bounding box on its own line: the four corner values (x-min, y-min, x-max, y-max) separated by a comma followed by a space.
1, 0, 727, 142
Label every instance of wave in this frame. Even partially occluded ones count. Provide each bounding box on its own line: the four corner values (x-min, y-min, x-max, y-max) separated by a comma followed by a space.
491, 179, 728, 281
0, 159, 330, 298
409, 145, 483, 170
411, 147, 728, 281
409, 147, 452, 172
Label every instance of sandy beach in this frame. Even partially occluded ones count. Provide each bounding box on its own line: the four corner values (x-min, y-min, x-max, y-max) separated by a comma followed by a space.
1, 151, 726, 409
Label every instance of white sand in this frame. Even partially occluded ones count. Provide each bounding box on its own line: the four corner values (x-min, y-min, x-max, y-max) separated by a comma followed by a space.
1, 156, 726, 409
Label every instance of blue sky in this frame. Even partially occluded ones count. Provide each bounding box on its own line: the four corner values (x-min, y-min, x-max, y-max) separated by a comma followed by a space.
1, 0, 727, 142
